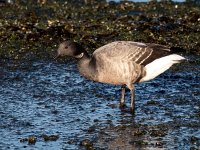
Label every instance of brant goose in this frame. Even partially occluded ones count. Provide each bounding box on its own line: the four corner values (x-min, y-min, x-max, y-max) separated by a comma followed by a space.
56, 41, 185, 113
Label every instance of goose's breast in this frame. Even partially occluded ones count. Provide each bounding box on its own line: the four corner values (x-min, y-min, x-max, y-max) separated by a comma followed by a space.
96, 59, 141, 85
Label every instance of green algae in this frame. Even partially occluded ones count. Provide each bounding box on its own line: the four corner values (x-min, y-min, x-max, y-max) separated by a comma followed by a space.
0, 0, 200, 61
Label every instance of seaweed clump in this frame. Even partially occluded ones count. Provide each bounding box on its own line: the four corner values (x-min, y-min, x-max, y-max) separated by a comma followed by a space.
0, 0, 200, 61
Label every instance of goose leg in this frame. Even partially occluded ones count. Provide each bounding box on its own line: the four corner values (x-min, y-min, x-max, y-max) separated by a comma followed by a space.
120, 85, 126, 108
128, 84, 135, 114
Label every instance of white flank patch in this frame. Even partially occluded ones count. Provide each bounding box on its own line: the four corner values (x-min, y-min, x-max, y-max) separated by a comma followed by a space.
140, 54, 186, 82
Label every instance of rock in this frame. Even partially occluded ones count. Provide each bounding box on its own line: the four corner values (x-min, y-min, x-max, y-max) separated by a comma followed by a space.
80, 139, 95, 150
28, 136, 37, 145
42, 134, 59, 141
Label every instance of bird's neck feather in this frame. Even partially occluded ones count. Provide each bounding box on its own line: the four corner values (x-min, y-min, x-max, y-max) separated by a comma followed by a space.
77, 55, 97, 81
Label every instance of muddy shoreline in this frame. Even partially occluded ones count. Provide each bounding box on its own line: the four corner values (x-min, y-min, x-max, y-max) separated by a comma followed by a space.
0, 0, 200, 61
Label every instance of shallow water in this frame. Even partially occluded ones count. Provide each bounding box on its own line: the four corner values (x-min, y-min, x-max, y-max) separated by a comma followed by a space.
0, 56, 199, 150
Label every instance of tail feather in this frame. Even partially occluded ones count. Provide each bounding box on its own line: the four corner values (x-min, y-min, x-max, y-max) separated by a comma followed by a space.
139, 54, 186, 82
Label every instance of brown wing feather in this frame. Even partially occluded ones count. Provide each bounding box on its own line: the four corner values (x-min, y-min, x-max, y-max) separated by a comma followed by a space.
139, 43, 171, 66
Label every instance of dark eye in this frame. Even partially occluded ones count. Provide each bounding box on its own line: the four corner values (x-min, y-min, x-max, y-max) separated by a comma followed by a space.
65, 46, 68, 49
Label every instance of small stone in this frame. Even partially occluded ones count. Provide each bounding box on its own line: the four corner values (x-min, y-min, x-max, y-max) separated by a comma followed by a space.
155, 142, 163, 147
19, 138, 28, 143
87, 126, 95, 133
147, 100, 159, 105
28, 136, 37, 145
191, 136, 199, 142
93, 119, 99, 122
80, 139, 93, 147
43, 134, 59, 141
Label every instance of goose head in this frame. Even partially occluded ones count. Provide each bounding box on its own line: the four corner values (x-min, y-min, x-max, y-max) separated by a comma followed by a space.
56, 41, 86, 59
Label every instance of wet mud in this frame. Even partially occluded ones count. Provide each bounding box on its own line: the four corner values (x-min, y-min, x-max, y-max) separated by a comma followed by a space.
0, 0, 200, 61
0, 55, 199, 149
